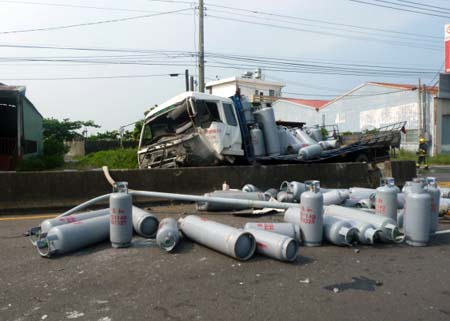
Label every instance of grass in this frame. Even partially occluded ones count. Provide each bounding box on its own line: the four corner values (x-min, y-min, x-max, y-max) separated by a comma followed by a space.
391, 149, 450, 165
66, 148, 138, 170
17, 154, 65, 171
18, 148, 139, 171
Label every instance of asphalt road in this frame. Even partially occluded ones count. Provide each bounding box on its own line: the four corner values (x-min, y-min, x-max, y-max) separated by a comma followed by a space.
1, 204, 450, 321
418, 165, 450, 183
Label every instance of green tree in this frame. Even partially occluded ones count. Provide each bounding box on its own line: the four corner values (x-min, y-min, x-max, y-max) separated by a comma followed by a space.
89, 130, 120, 140
132, 120, 143, 141
43, 118, 100, 141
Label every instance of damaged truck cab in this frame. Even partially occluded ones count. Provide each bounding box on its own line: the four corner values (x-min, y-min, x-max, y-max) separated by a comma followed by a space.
138, 92, 244, 168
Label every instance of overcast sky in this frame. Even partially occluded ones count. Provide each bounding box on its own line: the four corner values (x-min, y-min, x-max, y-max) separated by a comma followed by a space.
0, 0, 446, 133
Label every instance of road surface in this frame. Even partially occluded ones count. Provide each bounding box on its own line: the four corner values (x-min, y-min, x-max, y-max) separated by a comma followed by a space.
1, 204, 450, 321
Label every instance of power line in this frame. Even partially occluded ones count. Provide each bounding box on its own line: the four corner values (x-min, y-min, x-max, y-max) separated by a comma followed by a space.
205, 2, 441, 40
349, 0, 450, 18
395, 0, 450, 12
0, 7, 192, 35
207, 15, 441, 51
208, 8, 440, 45
374, 0, 450, 14
0, 42, 439, 69
0, 54, 439, 78
147, 0, 442, 39
0, 0, 161, 13
1, 73, 183, 81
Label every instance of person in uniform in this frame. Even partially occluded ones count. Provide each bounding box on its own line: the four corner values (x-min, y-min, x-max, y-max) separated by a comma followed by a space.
416, 137, 429, 169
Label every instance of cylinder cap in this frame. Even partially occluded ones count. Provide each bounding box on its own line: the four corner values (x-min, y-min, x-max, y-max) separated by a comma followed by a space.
305, 180, 321, 193
114, 182, 128, 193
234, 232, 256, 261
283, 239, 298, 262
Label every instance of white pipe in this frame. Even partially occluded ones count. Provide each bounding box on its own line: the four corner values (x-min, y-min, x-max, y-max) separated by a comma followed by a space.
102, 165, 116, 186
58, 194, 111, 217
130, 190, 301, 210
433, 229, 450, 235
103, 166, 300, 210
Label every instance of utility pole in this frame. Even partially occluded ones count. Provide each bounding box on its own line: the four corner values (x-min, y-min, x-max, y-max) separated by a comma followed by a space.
185, 69, 189, 91
418, 78, 422, 138
198, 0, 205, 92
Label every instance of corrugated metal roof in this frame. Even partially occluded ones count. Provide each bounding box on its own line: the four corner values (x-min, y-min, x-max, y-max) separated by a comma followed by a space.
0, 84, 26, 93
368, 82, 438, 94
277, 98, 330, 109
0, 84, 43, 118
320, 81, 438, 109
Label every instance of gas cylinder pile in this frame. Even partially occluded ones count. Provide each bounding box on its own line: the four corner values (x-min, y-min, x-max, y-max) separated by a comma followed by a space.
29, 177, 449, 263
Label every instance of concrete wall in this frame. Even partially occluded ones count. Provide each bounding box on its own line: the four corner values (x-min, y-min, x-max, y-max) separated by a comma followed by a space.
64, 139, 85, 160
0, 161, 416, 212
435, 98, 450, 154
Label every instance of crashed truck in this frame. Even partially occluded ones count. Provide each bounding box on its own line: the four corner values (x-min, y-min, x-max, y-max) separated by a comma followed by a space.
138, 91, 404, 169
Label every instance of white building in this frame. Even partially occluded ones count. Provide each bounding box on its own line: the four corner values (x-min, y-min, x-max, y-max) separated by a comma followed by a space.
205, 75, 284, 102
273, 81, 449, 155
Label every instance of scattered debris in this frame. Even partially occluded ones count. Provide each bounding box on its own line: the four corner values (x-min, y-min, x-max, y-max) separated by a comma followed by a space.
325, 276, 379, 292
66, 311, 85, 319
27, 173, 446, 264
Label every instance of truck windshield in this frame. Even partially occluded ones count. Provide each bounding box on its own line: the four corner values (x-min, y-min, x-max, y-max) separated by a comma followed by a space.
140, 100, 191, 146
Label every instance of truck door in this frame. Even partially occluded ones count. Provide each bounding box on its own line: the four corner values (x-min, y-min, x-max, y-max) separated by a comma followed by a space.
221, 102, 243, 155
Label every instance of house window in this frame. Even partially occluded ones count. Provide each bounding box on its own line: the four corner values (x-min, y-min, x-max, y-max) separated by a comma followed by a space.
269, 89, 275, 97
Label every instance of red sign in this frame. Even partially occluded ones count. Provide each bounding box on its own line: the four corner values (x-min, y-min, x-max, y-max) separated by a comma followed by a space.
445, 25, 450, 73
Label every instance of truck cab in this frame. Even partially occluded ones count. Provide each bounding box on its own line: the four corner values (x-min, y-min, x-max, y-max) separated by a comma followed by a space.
138, 92, 243, 168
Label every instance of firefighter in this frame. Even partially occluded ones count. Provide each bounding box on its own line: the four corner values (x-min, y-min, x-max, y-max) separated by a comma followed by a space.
416, 137, 429, 169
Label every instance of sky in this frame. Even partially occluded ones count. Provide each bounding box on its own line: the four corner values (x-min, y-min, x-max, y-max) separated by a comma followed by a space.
0, 0, 447, 134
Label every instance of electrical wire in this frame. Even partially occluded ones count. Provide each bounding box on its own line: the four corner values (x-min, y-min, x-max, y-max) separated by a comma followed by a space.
395, 0, 450, 12
0, 0, 162, 13
208, 8, 440, 45
374, 0, 450, 15
206, 3, 441, 40
207, 15, 442, 51
0, 7, 192, 35
1, 73, 184, 81
349, 0, 450, 18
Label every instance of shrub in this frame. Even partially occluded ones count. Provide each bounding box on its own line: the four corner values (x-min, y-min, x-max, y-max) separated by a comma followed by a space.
75, 148, 138, 169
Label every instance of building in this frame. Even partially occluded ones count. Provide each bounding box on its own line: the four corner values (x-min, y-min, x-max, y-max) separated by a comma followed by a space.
320, 82, 438, 153
206, 71, 284, 103
273, 81, 446, 155
272, 98, 329, 126
0, 84, 43, 170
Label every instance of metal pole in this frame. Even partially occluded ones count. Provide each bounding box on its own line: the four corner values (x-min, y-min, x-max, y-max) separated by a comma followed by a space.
198, 0, 205, 92
16, 94, 22, 158
130, 190, 301, 210
418, 78, 422, 138
185, 69, 189, 91
190, 75, 194, 91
